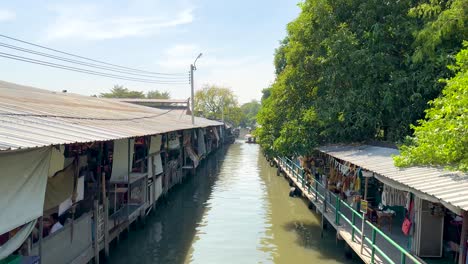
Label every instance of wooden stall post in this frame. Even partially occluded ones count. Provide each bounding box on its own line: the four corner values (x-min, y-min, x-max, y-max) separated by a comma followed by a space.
459, 210, 468, 264
101, 173, 109, 258
127, 138, 131, 233
93, 200, 100, 264
360, 174, 370, 254
38, 216, 43, 264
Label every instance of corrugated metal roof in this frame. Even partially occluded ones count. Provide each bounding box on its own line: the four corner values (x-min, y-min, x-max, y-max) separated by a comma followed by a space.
0, 80, 223, 151
319, 145, 468, 212
111, 98, 189, 104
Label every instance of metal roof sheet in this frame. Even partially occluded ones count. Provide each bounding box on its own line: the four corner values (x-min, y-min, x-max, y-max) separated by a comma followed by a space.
319, 145, 468, 212
111, 98, 189, 104
0, 80, 223, 151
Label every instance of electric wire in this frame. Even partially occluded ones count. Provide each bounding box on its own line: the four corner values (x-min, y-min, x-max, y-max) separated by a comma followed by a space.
0, 34, 187, 76
0, 52, 190, 84
0, 42, 189, 80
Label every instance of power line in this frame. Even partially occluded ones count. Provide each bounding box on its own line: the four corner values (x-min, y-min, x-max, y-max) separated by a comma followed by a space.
0, 34, 187, 76
0, 52, 190, 84
0, 42, 189, 80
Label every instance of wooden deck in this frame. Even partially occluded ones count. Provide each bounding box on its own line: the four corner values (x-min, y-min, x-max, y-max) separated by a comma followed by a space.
275, 158, 424, 264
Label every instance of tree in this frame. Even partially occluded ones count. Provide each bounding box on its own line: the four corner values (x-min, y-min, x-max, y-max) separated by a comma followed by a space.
194, 85, 243, 126
410, 0, 468, 61
257, 0, 467, 157
147, 90, 170, 99
395, 44, 468, 172
260, 87, 272, 102
240, 100, 260, 128
100, 85, 145, 98
100, 85, 170, 99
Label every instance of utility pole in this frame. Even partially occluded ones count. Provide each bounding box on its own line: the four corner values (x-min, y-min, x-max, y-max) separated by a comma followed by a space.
190, 53, 203, 125
190, 64, 195, 125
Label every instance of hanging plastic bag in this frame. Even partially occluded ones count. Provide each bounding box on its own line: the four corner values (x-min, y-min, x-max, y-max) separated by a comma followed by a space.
402, 217, 412, 235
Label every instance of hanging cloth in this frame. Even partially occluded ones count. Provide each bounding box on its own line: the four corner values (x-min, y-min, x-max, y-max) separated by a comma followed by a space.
0, 147, 51, 236
0, 220, 37, 259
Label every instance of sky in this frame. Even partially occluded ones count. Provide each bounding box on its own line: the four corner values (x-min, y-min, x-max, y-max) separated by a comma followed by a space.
0, 0, 300, 104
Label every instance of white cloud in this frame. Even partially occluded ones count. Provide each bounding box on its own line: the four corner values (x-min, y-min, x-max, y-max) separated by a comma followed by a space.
166, 44, 198, 57
45, 4, 194, 41
0, 9, 15, 22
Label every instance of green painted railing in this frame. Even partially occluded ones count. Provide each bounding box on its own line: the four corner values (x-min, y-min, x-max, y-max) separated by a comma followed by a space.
277, 157, 422, 264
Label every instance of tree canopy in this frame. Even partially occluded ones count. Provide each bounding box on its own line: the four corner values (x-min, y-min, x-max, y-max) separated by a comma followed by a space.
147, 90, 170, 99
100, 85, 170, 99
395, 43, 468, 172
194, 85, 243, 126
257, 0, 467, 160
240, 100, 260, 128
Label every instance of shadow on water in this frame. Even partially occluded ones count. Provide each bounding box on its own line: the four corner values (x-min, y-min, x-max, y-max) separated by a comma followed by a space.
257, 148, 361, 264
107, 146, 230, 264
282, 219, 356, 263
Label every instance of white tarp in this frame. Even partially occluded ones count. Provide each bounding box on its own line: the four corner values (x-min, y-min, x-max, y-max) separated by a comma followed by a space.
110, 138, 134, 183
48, 145, 65, 177
148, 135, 163, 177
197, 129, 206, 157
0, 219, 37, 260
44, 163, 75, 211
58, 176, 85, 216
0, 147, 51, 235
213, 127, 220, 142
154, 176, 163, 201
185, 145, 200, 168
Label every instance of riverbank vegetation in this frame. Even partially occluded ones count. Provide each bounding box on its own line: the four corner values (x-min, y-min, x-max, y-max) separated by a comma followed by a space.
257, 0, 467, 171
100, 85, 170, 99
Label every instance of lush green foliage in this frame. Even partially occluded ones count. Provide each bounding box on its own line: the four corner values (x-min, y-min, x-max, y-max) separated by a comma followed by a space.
257, 0, 467, 159
101, 85, 145, 98
147, 90, 170, 99
194, 85, 243, 126
100, 85, 170, 99
395, 44, 468, 172
240, 100, 260, 128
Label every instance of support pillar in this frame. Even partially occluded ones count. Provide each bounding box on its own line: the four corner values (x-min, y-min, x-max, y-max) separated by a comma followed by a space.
459, 210, 468, 264
38, 216, 43, 264
93, 200, 100, 264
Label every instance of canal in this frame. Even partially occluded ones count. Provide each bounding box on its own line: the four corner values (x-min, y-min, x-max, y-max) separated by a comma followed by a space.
108, 141, 361, 264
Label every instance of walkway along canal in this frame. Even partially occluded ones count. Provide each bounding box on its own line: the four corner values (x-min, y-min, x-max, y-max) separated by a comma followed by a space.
108, 141, 360, 264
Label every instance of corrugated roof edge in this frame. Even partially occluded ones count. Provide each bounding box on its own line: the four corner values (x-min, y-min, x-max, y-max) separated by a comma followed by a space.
317, 144, 468, 213
0, 80, 224, 152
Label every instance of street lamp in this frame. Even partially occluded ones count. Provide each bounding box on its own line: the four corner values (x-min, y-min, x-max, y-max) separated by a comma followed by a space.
191, 53, 203, 125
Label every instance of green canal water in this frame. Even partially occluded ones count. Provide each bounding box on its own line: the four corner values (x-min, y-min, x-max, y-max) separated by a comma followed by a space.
108, 141, 361, 264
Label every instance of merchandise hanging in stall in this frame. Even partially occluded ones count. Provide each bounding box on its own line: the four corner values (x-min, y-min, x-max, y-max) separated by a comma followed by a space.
381, 185, 410, 208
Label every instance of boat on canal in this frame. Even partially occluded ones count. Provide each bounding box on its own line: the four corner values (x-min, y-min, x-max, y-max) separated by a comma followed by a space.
245, 134, 257, 144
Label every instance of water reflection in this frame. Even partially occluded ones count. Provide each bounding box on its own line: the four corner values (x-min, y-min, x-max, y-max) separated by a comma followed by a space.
108, 142, 361, 264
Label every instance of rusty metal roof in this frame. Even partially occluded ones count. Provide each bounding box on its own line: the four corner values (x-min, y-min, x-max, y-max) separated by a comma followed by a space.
319, 145, 468, 213
0, 80, 222, 151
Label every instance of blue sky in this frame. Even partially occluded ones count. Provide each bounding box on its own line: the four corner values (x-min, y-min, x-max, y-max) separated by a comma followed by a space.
0, 0, 299, 103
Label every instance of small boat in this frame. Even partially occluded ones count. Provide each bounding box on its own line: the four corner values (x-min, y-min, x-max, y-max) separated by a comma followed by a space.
245, 134, 257, 144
